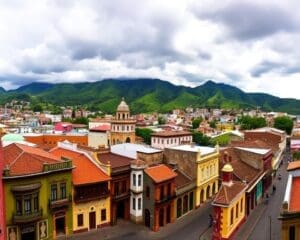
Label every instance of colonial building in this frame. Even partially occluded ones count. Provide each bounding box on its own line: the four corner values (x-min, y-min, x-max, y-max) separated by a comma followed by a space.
212, 164, 247, 240
164, 144, 219, 208
88, 125, 111, 148
144, 164, 177, 231
98, 151, 132, 225
130, 160, 147, 223
279, 161, 300, 240
3, 143, 73, 240
50, 141, 111, 233
151, 131, 192, 149
219, 147, 272, 217
0, 141, 5, 240
110, 98, 136, 145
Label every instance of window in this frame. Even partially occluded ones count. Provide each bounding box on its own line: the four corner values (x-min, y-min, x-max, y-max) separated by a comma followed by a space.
60, 183, 66, 199
51, 184, 57, 201
240, 198, 243, 212
16, 199, 22, 215
24, 198, 31, 214
121, 180, 127, 193
146, 186, 150, 198
133, 198, 136, 210
133, 174, 136, 187
236, 203, 239, 218
160, 185, 164, 200
289, 226, 295, 240
77, 214, 84, 227
114, 182, 119, 195
167, 183, 171, 196
138, 198, 141, 210
33, 194, 39, 212
101, 209, 107, 221
230, 208, 234, 225
138, 174, 142, 186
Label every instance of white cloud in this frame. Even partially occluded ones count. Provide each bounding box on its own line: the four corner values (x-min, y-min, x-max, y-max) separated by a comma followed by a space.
0, 0, 299, 99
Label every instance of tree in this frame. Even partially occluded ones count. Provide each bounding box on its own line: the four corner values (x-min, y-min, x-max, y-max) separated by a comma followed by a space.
192, 117, 203, 129
135, 128, 153, 144
293, 152, 300, 161
209, 120, 217, 129
158, 116, 166, 125
274, 116, 294, 135
192, 131, 211, 146
238, 116, 267, 130
32, 104, 43, 113
72, 117, 89, 125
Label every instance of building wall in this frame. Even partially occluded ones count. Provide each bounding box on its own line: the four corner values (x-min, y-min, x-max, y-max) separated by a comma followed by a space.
196, 153, 219, 207
110, 131, 136, 145
0, 154, 5, 240
88, 131, 109, 148
72, 197, 110, 233
220, 194, 246, 239
130, 192, 143, 223
137, 152, 163, 165
151, 135, 192, 149
4, 170, 73, 240
24, 134, 88, 149
234, 149, 264, 170
281, 218, 300, 240
143, 174, 155, 230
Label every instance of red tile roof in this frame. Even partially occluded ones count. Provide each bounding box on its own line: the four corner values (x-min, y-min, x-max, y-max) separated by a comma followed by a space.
287, 161, 300, 171
151, 130, 192, 137
174, 170, 193, 189
145, 164, 177, 183
290, 177, 300, 212
3, 143, 63, 176
213, 181, 247, 206
99, 152, 132, 169
90, 125, 111, 132
50, 147, 110, 185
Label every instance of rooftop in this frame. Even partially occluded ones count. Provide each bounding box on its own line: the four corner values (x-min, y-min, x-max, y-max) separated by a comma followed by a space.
99, 152, 132, 169
235, 147, 271, 155
167, 144, 216, 155
151, 130, 192, 137
290, 177, 300, 212
287, 161, 300, 171
145, 164, 177, 183
111, 143, 162, 159
50, 147, 110, 185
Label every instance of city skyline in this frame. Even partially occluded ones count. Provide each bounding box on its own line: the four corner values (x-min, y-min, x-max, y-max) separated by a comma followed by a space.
0, 0, 299, 99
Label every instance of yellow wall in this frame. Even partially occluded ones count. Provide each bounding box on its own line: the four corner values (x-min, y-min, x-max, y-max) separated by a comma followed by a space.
281, 218, 300, 240
196, 152, 219, 207
72, 197, 111, 232
221, 194, 245, 239
216, 123, 234, 132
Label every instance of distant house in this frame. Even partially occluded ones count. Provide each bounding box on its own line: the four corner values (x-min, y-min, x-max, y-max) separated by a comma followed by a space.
151, 131, 192, 149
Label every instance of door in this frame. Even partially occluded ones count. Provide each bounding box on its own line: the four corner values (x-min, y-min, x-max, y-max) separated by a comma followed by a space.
89, 211, 96, 230
145, 209, 150, 227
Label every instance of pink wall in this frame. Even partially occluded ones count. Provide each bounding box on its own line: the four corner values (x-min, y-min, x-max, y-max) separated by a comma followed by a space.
0, 141, 6, 240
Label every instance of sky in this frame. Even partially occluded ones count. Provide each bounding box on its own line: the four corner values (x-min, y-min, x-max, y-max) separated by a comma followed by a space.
0, 0, 300, 99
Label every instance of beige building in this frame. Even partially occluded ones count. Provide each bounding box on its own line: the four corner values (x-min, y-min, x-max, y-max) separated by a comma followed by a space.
110, 98, 136, 145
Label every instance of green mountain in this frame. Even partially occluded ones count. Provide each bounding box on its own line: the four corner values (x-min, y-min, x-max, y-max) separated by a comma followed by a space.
0, 79, 299, 114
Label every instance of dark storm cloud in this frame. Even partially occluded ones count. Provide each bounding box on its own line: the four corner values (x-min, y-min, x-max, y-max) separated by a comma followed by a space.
251, 61, 281, 77
194, 2, 298, 40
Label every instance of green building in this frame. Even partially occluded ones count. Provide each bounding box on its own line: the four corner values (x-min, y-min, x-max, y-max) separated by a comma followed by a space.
2, 143, 73, 240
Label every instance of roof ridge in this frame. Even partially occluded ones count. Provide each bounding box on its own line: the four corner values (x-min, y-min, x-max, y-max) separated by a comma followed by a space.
224, 186, 229, 203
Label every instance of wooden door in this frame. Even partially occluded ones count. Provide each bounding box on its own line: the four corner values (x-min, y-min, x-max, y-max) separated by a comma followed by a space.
89, 211, 96, 229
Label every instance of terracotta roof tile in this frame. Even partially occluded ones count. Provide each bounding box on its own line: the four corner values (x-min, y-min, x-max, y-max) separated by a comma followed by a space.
174, 170, 193, 189
290, 177, 300, 212
50, 147, 110, 185
287, 161, 300, 171
99, 152, 132, 169
213, 181, 247, 206
90, 125, 111, 132
145, 164, 177, 183
151, 130, 192, 137
4, 143, 63, 176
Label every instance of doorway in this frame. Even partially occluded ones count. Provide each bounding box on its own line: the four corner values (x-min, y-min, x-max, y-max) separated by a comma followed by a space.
21, 226, 36, 240
145, 209, 150, 227
55, 216, 65, 236
159, 208, 164, 227
89, 211, 96, 230
117, 201, 125, 218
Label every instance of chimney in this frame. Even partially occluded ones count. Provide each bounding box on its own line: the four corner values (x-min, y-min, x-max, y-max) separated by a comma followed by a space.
222, 163, 233, 186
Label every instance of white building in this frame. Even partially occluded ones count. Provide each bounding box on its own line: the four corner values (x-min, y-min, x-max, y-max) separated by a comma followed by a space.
88, 125, 111, 148
151, 131, 193, 149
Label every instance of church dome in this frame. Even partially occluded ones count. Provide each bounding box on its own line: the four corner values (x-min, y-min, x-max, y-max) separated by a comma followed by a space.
117, 97, 130, 112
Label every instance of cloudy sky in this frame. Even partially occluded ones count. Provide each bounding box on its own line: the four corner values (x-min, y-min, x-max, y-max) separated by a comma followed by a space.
0, 0, 299, 99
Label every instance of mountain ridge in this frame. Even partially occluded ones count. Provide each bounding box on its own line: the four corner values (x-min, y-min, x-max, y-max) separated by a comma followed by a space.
0, 79, 299, 114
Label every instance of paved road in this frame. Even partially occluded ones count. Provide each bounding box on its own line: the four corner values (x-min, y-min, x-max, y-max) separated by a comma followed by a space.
235, 151, 290, 240
248, 153, 289, 240
68, 201, 213, 240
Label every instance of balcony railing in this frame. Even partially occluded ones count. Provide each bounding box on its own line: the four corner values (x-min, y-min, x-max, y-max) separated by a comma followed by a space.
49, 195, 71, 209
155, 194, 176, 204
113, 191, 130, 200
13, 209, 43, 224
74, 192, 110, 203
43, 160, 72, 172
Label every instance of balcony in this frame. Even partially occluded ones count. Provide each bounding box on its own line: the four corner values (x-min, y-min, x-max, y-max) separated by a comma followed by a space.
49, 196, 71, 210
113, 191, 130, 201
43, 160, 72, 172
13, 209, 43, 224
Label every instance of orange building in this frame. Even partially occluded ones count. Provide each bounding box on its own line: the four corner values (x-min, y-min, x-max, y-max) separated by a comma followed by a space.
24, 134, 88, 150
